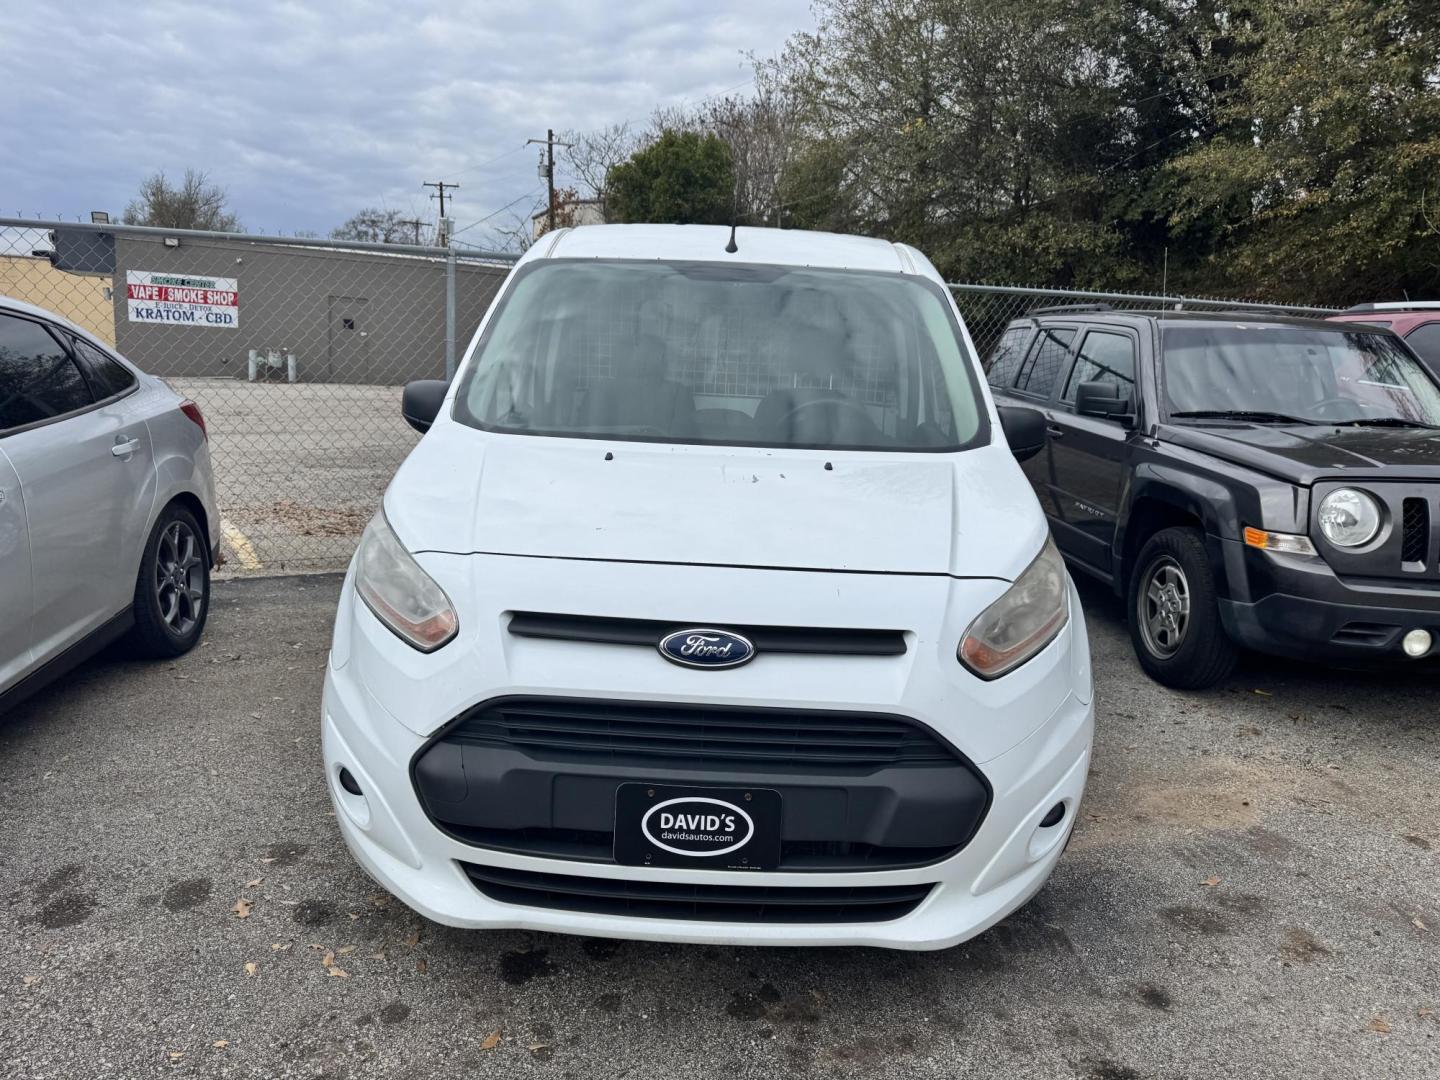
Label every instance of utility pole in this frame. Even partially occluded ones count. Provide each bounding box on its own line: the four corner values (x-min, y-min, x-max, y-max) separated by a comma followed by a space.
398, 218, 425, 245
423, 181, 458, 245
526, 129, 573, 235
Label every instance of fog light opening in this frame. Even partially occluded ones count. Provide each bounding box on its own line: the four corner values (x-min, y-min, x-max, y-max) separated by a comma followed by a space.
1039, 802, 1066, 828
333, 765, 371, 829
1402, 628, 1432, 658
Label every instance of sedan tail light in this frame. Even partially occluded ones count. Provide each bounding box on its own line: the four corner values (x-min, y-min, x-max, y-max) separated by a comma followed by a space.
179, 399, 207, 440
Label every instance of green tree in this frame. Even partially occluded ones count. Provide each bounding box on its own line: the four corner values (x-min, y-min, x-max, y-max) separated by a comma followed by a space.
604, 130, 736, 225
123, 169, 240, 231
1168, 0, 1440, 302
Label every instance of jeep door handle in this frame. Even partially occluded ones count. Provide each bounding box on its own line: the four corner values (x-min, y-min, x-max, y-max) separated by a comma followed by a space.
111, 437, 140, 457
1046, 425, 1066, 438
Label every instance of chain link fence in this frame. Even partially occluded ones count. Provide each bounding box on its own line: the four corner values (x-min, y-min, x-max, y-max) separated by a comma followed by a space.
1, 217, 515, 574
2, 218, 1337, 576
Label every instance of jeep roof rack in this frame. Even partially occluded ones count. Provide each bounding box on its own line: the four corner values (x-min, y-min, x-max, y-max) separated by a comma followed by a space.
1343, 301, 1440, 313
1027, 303, 1114, 315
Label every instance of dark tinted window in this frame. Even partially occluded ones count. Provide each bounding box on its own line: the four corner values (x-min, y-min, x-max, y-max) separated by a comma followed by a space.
1063, 331, 1136, 404
0, 314, 94, 433
1406, 323, 1440, 366
68, 335, 137, 398
985, 326, 1031, 388
1015, 327, 1075, 398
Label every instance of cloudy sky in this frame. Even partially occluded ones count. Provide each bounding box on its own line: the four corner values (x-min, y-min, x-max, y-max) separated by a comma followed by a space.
0, 1, 813, 246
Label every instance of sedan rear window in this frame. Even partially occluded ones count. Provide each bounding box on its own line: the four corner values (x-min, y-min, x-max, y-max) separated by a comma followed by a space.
453, 260, 987, 452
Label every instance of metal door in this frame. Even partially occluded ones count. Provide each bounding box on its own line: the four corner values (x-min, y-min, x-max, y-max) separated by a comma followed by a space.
327, 296, 371, 381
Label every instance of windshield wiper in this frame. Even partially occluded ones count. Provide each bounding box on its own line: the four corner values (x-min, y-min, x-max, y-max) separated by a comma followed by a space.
1169, 410, 1319, 426
1328, 417, 1440, 429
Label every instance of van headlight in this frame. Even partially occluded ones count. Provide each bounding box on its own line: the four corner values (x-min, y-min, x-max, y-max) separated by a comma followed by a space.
958, 537, 1069, 679
1317, 488, 1381, 548
354, 510, 458, 652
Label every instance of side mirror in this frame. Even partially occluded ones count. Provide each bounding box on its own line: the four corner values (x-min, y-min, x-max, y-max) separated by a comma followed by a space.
402, 379, 449, 433
1075, 380, 1133, 424
997, 406, 1047, 463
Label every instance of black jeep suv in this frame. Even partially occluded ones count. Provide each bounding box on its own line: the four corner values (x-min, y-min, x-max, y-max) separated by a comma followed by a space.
986, 306, 1440, 688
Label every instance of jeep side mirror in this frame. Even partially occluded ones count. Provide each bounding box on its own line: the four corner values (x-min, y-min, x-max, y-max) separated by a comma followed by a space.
402, 379, 449, 433
1075, 380, 1133, 424
997, 406, 1047, 462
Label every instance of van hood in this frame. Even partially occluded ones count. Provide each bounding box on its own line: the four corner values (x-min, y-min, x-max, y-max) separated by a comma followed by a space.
384, 424, 1045, 580
1160, 422, 1440, 483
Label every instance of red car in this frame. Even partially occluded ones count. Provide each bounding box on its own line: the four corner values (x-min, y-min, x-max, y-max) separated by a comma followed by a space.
1328, 303, 1440, 378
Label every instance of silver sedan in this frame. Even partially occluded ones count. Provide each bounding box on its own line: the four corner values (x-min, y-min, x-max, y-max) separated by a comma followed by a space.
0, 296, 219, 711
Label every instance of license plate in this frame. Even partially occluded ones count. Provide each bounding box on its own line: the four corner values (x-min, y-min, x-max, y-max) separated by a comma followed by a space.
614, 783, 781, 871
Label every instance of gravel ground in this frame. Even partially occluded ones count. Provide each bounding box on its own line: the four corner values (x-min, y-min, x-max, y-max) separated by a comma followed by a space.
0, 576, 1437, 1079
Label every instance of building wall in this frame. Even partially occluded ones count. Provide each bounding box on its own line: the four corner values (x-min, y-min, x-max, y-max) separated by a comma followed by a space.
110, 234, 508, 385
0, 254, 117, 344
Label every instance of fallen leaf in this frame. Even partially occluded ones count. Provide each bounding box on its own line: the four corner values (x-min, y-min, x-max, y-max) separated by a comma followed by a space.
244, 962, 258, 977
1200, 876, 1222, 887
22, 974, 41, 987
349, 912, 361, 921
271, 942, 291, 952
168, 1051, 185, 1061
416, 958, 428, 974
527, 1042, 550, 1054
404, 930, 422, 947
232, 897, 253, 918
320, 950, 335, 968
213, 1040, 229, 1049
250, 712, 263, 720
1419, 1008, 1434, 1018
259, 857, 278, 864
308, 943, 326, 951
1251, 688, 1273, 696
336, 945, 356, 956
1367, 1017, 1392, 1034
246, 878, 264, 888
326, 966, 349, 978
480, 1031, 502, 1051
1413, 917, 1429, 933
368, 951, 386, 961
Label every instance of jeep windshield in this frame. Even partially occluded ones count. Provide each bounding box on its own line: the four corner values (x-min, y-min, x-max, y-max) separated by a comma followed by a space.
1162, 325, 1440, 426
453, 259, 988, 452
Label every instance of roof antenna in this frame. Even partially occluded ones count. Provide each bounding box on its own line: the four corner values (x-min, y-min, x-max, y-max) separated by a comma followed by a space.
725, 221, 738, 254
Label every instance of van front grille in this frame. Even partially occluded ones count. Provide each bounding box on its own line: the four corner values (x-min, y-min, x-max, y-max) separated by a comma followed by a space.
444, 698, 958, 769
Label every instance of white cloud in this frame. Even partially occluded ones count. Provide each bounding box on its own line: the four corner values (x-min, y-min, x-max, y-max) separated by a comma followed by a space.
0, 0, 812, 240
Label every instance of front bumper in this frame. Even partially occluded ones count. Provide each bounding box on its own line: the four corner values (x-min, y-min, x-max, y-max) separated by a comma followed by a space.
321, 559, 1094, 950
1218, 540, 1440, 663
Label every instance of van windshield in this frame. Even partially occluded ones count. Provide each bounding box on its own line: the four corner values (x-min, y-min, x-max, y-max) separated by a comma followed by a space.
453, 260, 987, 452
1162, 325, 1440, 426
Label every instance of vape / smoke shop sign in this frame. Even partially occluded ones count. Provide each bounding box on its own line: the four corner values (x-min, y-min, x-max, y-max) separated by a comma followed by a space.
126, 270, 239, 328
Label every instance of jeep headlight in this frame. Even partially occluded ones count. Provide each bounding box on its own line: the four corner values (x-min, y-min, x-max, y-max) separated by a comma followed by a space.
959, 537, 1069, 679
1318, 488, 1381, 548
354, 510, 458, 652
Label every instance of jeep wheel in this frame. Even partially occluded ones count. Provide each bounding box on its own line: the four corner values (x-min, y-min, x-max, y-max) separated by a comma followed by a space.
1126, 527, 1237, 690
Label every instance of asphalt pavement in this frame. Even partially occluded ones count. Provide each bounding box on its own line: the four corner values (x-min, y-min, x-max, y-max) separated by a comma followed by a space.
1, 574, 1437, 1079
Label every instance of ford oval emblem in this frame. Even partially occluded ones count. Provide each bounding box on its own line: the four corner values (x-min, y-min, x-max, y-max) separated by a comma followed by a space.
658, 628, 755, 669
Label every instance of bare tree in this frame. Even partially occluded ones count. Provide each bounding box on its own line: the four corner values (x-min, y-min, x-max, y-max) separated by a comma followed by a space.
559, 122, 643, 204
330, 208, 413, 243
122, 169, 241, 231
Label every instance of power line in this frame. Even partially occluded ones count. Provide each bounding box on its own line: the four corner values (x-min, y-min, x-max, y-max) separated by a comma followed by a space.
448, 143, 530, 181
449, 185, 546, 239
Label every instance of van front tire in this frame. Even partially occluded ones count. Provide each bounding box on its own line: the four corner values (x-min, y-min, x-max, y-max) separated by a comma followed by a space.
1126, 527, 1237, 690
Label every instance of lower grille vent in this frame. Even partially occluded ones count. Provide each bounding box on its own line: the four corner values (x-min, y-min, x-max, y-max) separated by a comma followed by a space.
461, 862, 933, 924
